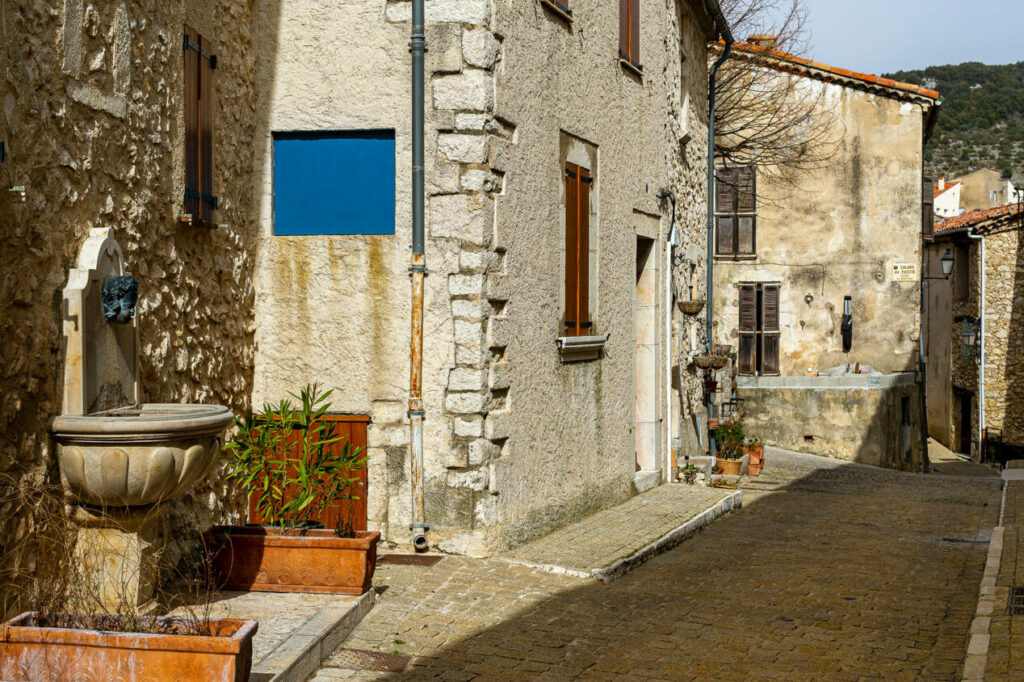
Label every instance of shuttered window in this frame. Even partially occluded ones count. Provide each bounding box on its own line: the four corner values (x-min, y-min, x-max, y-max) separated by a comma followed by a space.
737, 282, 780, 376
564, 163, 592, 337
183, 26, 216, 226
619, 0, 641, 73
539, 0, 572, 21
715, 166, 756, 256
922, 176, 934, 237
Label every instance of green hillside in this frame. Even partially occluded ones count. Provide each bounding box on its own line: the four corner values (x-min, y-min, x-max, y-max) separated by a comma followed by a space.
884, 62, 1024, 180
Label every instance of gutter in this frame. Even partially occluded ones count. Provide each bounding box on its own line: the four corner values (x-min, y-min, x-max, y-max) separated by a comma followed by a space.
968, 230, 986, 459
704, 2, 733, 458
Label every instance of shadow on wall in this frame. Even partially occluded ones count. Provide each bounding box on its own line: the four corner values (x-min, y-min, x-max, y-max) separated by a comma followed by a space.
347, 457, 996, 679
1004, 227, 1024, 445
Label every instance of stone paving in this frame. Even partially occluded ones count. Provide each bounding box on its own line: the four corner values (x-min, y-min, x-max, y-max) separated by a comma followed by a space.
502, 483, 737, 578
985, 468, 1024, 680
313, 449, 1002, 680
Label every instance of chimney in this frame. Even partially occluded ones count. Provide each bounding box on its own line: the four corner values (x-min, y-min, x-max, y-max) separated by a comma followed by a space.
938, 177, 945, 191
747, 34, 778, 50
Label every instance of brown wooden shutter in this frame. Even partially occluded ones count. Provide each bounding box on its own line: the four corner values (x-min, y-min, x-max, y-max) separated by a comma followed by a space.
629, 0, 640, 65
922, 176, 934, 237
737, 166, 756, 213
737, 217, 755, 255
564, 164, 579, 336
199, 34, 215, 222
578, 168, 591, 332
738, 284, 757, 375
715, 167, 736, 213
619, 0, 629, 61
183, 26, 200, 219
716, 217, 735, 255
761, 284, 780, 375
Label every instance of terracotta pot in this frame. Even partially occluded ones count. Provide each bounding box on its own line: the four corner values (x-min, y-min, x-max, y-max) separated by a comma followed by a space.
708, 417, 719, 430
747, 463, 762, 476
209, 527, 380, 595
716, 458, 743, 476
0, 612, 256, 682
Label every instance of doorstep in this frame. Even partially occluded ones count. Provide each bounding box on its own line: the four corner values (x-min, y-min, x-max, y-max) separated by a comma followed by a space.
501, 483, 741, 581
170, 589, 374, 682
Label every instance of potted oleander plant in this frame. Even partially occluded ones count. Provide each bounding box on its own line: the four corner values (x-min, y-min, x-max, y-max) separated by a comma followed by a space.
210, 384, 380, 595
746, 437, 765, 475
714, 417, 747, 477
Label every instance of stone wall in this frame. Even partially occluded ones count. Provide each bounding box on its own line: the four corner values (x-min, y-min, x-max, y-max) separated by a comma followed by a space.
979, 230, 1024, 444
0, 0, 258, 606
252, 0, 717, 554
737, 374, 924, 471
713, 82, 930, 377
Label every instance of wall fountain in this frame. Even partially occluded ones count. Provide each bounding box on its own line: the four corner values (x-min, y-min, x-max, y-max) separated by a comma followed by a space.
51, 228, 233, 608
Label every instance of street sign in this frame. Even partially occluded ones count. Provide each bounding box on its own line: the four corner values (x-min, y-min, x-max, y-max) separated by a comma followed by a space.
892, 263, 918, 282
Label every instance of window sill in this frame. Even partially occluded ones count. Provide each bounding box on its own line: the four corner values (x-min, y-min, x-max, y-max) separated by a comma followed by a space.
539, 0, 573, 23
714, 254, 758, 262
178, 214, 222, 229
618, 57, 643, 78
557, 334, 608, 363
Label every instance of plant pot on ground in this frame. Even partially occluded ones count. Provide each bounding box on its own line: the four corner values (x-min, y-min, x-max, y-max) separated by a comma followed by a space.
715, 416, 747, 477
745, 439, 765, 476
211, 384, 380, 594
0, 613, 257, 682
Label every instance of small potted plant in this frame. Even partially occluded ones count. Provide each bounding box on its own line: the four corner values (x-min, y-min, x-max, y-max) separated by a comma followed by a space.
210, 384, 380, 595
746, 437, 765, 476
679, 463, 701, 485
714, 417, 746, 476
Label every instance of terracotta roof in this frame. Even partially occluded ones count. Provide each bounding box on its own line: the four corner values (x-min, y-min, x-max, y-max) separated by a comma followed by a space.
934, 181, 959, 198
935, 203, 1023, 234
719, 41, 940, 102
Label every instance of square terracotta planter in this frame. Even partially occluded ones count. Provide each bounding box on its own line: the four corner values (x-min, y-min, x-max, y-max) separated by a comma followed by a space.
209, 527, 380, 595
0, 612, 256, 681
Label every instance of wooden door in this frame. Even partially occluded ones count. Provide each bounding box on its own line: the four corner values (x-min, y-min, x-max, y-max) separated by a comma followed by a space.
247, 414, 369, 531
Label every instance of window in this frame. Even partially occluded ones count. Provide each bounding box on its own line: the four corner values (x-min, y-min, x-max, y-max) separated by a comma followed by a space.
619, 0, 641, 74
273, 131, 396, 236
539, 0, 572, 21
715, 166, 756, 256
922, 176, 934, 237
564, 162, 592, 336
738, 283, 779, 376
183, 26, 217, 226
954, 242, 970, 300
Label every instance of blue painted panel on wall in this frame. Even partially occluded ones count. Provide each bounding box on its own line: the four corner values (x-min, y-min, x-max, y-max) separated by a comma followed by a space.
273, 130, 396, 235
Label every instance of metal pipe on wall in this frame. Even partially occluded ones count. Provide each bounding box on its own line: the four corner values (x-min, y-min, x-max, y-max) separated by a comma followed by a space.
408, 0, 429, 552
658, 190, 678, 479
969, 230, 986, 458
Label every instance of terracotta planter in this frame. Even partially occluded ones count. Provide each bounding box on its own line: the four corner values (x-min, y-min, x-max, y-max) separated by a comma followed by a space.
210, 527, 380, 595
716, 458, 743, 476
0, 612, 256, 681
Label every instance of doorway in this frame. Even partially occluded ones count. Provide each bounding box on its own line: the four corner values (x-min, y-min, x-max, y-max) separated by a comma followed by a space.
956, 389, 973, 455
635, 237, 659, 483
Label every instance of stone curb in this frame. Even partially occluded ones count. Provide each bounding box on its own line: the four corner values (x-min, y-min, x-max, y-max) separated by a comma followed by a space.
256, 589, 376, 682
963, 478, 1010, 681
591, 491, 743, 582
501, 491, 743, 583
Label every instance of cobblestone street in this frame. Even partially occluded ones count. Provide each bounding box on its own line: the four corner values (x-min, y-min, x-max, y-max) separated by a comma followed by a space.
315, 451, 1001, 680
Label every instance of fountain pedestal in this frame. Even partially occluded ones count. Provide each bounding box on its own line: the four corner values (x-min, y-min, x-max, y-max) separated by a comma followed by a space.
52, 228, 232, 610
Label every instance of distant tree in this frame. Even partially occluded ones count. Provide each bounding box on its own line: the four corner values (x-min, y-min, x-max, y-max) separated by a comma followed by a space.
713, 0, 841, 188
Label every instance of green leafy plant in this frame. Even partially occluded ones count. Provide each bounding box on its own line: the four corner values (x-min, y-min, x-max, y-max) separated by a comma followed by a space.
223, 384, 366, 537
680, 463, 700, 485
715, 416, 746, 460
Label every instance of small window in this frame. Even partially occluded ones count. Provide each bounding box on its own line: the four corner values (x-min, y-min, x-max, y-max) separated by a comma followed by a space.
715, 166, 757, 256
273, 131, 396, 236
619, 0, 641, 74
183, 26, 217, 226
564, 162, 593, 336
738, 282, 779, 376
954, 242, 970, 300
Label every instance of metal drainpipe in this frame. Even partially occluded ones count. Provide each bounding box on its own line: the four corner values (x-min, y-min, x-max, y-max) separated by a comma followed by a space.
658, 189, 678, 478
968, 229, 986, 459
706, 35, 733, 457
408, 0, 429, 552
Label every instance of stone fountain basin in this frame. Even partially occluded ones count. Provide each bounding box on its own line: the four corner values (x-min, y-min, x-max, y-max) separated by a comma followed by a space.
52, 404, 234, 508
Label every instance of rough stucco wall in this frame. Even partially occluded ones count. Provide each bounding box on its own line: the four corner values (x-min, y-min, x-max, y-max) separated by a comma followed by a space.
738, 379, 924, 471
925, 242, 954, 446
713, 82, 927, 377
252, 0, 714, 555
0, 0, 257, 603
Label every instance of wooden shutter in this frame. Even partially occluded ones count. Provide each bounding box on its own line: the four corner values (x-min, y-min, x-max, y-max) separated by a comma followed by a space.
564, 164, 579, 336
183, 26, 200, 219
619, 0, 629, 61
738, 284, 757, 375
716, 217, 735, 255
578, 168, 591, 332
761, 284, 780, 375
715, 167, 736, 213
737, 166, 756, 213
922, 176, 934, 237
629, 0, 640, 65
737, 217, 755, 255
199, 34, 215, 222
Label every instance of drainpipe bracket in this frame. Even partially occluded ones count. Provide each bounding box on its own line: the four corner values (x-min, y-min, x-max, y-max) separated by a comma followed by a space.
407, 410, 425, 417
408, 265, 429, 274
409, 523, 431, 530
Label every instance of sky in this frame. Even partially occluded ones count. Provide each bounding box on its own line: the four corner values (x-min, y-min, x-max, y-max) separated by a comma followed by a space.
771, 0, 1024, 76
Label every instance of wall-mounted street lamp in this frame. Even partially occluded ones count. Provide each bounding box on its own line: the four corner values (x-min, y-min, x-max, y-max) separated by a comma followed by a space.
924, 248, 955, 281
956, 315, 980, 358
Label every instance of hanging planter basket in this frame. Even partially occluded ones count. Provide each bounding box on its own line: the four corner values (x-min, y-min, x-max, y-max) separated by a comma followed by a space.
692, 355, 729, 370
677, 299, 706, 315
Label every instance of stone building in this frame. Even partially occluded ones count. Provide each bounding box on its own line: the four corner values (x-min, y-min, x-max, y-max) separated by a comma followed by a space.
952, 168, 1021, 213
0, 0, 259, 596
709, 42, 939, 470
925, 204, 1024, 460
250, 0, 729, 556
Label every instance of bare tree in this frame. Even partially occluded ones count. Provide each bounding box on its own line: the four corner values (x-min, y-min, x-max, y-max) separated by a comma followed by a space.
714, 0, 841, 188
